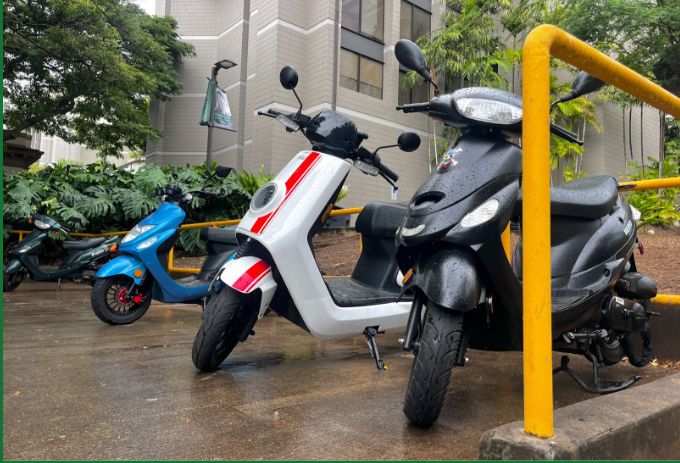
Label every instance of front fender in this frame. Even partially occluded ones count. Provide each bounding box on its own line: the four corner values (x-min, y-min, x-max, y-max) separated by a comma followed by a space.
218, 256, 277, 318
4, 258, 24, 275
97, 254, 147, 285
403, 246, 482, 311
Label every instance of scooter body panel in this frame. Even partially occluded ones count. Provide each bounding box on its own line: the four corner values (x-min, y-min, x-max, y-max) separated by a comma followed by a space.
224, 150, 412, 340
4, 258, 24, 274
97, 254, 148, 285
218, 256, 277, 317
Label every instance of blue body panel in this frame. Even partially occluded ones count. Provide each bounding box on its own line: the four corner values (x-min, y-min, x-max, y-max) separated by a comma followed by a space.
97, 255, 147, 285
97, 202, 218, 303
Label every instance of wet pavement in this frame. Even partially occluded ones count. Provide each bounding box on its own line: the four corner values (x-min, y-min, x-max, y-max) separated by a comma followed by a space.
3, 281, 676, 460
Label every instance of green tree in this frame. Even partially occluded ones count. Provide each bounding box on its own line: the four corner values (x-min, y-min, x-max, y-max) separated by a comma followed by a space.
555, 0, 680, 96
3, 0, 195, 158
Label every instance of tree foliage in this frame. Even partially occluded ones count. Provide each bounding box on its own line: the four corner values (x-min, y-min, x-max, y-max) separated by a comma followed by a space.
3, 0, 195, 157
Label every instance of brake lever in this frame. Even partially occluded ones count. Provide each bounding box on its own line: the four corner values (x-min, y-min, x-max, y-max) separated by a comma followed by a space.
257, 111, 276, 118
379, 172, 398, 190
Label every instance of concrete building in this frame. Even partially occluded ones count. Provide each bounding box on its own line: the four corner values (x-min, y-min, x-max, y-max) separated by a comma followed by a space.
148, 0, 660, 209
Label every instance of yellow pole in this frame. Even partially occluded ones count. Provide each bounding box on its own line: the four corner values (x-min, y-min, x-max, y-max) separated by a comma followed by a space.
651, 294, 680, 306
168, 247, 174, 270
619, 177, 680, 191
501, 225, 511, 262
522, 24, 680, 439
522, 26, 554, 438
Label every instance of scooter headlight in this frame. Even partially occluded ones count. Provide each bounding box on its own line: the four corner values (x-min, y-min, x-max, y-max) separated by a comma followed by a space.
460, 199, 500, 228
455, 98, 522, 124
136, 236, 158, 250
34, 219, 50, 230
122, 224, 156, 243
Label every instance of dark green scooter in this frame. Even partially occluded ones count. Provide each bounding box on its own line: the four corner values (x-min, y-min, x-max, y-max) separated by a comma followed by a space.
3, 215, 118, 292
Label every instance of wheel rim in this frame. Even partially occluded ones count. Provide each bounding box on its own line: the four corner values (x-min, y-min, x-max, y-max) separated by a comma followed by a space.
105, 280, 144, 314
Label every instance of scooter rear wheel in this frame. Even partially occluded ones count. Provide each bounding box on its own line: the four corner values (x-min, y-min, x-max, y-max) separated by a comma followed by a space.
91, 276, 152, 325
404, 301, 465, 427
3, 270, 27, 292
192, 285, 250, 372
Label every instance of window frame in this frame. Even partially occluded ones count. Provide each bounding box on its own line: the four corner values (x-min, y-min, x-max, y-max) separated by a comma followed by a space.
401, 1, 431, 42
341, 0, 385, 44
340, 48, 384, 100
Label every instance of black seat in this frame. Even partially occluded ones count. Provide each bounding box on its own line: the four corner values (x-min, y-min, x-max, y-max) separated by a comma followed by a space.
356, 202, 407, 238
514, 176, 618, 219
62, 237, 106, 250
200, 226, 238, 245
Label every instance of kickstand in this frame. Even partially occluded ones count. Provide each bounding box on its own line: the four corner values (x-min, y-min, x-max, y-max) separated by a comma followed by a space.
364, 327, 387, 371
553, 353, 641, 394
56, 279, 61, 292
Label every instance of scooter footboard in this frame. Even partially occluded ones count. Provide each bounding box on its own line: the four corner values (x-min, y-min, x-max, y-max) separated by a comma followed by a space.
97, 255, 148, 285
218, 256, 278, 317
403, 246, 482, 311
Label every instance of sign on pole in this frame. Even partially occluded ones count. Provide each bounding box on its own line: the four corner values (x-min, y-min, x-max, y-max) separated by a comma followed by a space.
200, 80, 236, 132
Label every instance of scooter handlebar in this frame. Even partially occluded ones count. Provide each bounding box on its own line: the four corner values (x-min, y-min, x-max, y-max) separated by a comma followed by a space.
378, 162, 399, 183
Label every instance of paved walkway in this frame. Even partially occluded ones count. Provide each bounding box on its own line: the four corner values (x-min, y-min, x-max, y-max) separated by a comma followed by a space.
3, 281, 674, 460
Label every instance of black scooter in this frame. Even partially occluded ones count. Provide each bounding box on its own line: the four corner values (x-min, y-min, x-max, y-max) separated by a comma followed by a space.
4, 214, 118, 292
393, 40, 659, 427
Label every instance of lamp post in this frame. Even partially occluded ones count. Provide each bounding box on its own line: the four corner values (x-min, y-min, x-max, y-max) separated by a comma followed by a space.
206, 59, 238, 166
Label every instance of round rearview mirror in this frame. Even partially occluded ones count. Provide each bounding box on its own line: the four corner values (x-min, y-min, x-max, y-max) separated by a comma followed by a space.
395, 40, 426, 73
571, 71, 605, 97
398, 132, 421, 152
172, 167, 179, 180
280, 66, 299, 90
214, 166, 233, 178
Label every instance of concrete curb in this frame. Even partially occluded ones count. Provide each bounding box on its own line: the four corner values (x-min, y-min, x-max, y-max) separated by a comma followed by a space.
478, 373, 680, 460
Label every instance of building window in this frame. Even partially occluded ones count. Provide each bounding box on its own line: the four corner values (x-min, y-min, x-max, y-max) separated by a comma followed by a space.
342, 0, 385, 42
398, 71, 430, 105
340, 49, 383, 99
400, 0, 431, 42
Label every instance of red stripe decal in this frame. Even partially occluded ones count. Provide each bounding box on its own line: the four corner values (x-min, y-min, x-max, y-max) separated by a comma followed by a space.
232, 260, 271, 292
250, 152, 321, 234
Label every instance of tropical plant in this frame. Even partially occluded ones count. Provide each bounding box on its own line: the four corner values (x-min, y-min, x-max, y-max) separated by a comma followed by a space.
624, 155, 680, 229
3, 161, 273, 256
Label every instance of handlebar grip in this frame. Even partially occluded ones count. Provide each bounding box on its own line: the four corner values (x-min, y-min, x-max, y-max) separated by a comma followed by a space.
200, 191, 221, 198
396, 102, 430, 113
357, 131, 369, 141
378, 163, 399, 183
268, 108, 283, 116
550, 123, 583, 146
61, 226, 71, 233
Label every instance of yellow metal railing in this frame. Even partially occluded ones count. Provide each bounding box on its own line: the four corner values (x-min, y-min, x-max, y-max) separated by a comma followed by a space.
522, 24, 680, 438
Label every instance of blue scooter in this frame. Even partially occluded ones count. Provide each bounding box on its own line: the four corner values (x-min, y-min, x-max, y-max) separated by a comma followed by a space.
91, 166, 239, 325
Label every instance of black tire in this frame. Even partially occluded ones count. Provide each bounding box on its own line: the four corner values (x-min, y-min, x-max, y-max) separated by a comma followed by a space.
593, 336, 625, 366
91, 276, 152, 325
3, 270, 27, 292
404, 301, 465, 427
192, 285, 252, 372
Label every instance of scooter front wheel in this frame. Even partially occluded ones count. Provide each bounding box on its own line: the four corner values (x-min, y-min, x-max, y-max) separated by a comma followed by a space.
404, 301, 465, 427
91, 276, 153, 325
192, 285, 251, 372
3, 270, 27, 292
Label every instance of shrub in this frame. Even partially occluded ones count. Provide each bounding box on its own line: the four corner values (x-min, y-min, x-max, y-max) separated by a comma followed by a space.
3, 160, 271, 256
624, 156, 680, 229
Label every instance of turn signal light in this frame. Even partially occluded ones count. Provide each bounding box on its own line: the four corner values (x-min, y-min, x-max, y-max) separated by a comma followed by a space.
109, 243, 118, 253
54, 232, 59, 236
403, 268, 413, 284
133, 269, 143, 278
28, 219, 32, 224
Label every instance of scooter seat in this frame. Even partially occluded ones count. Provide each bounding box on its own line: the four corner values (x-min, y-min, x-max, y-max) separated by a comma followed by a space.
515, 176, 618, 219
200, 226, 238, 245
62, 237, 106, 250
356, 202, 407, 238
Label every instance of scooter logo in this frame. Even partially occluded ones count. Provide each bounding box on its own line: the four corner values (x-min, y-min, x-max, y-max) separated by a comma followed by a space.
438, 148, 462, 170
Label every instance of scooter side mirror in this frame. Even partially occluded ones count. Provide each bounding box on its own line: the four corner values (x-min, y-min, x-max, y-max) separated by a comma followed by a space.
398, 132, 421, 152
172, 167, 179, 181
69, 217, 82, 224
214, 166, 233, 179
280, 66, 299, 90
394, 40, 438, 95
572, 71, 606, 97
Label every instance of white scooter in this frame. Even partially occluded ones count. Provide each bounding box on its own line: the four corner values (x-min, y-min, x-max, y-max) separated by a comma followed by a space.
192, 66, 421, 372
